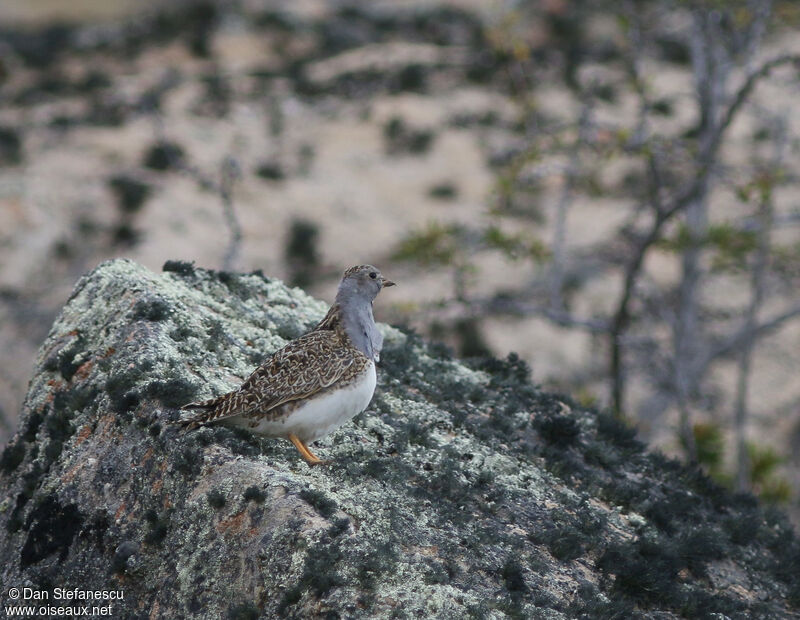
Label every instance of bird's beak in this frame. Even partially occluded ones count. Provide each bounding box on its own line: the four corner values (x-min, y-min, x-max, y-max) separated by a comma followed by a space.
381, 277, 396, 287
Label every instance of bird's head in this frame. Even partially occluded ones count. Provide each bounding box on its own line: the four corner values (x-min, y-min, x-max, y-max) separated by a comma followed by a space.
336, 264, 395, 303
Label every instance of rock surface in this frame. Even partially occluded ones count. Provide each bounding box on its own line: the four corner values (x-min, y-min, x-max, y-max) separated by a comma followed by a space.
0, 259, 798, 618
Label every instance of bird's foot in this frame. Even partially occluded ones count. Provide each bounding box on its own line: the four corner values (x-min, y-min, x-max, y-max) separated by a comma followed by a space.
288, 434, 332, 467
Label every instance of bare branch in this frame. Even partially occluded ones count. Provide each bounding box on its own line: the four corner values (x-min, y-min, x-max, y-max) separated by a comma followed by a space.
220, 157, 243, 272
703, 302, 800, 368
713, 53, 800, 154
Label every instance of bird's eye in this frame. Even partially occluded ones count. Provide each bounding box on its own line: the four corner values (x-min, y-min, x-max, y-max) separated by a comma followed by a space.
369, 272, 377, 279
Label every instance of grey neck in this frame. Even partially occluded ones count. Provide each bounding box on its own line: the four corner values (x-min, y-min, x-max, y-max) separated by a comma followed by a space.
337, 296, 383, 362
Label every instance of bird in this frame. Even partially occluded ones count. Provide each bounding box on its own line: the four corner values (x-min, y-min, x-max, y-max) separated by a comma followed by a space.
180, 264, 395, 466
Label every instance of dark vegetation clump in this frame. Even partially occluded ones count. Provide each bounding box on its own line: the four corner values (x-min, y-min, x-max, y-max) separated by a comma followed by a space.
383, 117, 435, 155
375, 324, 800, 616
105, 364, 147, 413
6, 24, 73, 68
132, 297, 172, 322
145, 377, 198, 409
428, 182, 458, 201
108, 175, 151, 213
454, 318, 492, 358
278, 537, 345, 612
163, 260, 196, 276
43, 333, 87, 382
209, 426, 262, 459
255, 161, 285, 181
501, 558, 528, 594
595, 411, 643, 451
243, 486, 266, 503
22, 412, 43, 443
196, 73, 231, 117
206, 489, 227, 509
143, 509, 170, 545
172, 444, 203, 477
356, 543, 397, 590
534, 524, 588, 562
143, 141, 185, 171
0, 126, 23, 165
597, 535, 683, 605
217, 272, 256, 301
0, 441, 26, 473
111, 222, 141, 247
184, 0, 218, 58
227, 602, 260, 620
20, 494, 83, 568
299, 488, 337, 519
533, 412, 581, 447
284, 218, 320, 288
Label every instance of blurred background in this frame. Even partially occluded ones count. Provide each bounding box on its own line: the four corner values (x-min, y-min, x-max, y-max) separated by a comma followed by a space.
1, 0, 799, 516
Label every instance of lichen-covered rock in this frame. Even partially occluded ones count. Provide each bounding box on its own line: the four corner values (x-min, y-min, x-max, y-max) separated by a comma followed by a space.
0, 259, 798, 618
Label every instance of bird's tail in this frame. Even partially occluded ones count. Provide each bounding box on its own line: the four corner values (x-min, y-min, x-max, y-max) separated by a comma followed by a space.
179, 394, 227, 429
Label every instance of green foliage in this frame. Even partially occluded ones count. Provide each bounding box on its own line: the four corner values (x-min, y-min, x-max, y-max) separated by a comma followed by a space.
735, 170, 784, 204
706, 224, 758, 270
690, 423, 726, 480
771, 242, 800, 277
657, 223, 757, 271
483, 225, 548, 262
683, 422, 791, 504
392, 221, 465, 267
748, 443, 792, 504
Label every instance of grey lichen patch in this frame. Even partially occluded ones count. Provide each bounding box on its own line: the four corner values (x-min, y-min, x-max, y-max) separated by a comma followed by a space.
0, 258, 798, 619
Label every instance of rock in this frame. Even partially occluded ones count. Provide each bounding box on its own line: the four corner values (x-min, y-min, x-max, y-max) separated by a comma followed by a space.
0, 259, 798, 618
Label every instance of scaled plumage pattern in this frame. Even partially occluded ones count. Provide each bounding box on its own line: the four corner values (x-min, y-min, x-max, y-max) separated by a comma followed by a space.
181, 265, 395, 465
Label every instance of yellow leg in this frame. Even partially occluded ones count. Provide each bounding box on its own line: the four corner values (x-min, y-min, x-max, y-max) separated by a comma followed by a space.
288, 434, 331, 466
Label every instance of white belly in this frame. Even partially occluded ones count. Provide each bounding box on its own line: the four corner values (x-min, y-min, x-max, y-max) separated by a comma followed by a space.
241, 362, 376, 443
